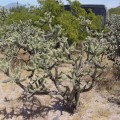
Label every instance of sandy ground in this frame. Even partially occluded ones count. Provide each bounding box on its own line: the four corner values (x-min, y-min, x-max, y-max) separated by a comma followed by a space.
0, 66, 120, 120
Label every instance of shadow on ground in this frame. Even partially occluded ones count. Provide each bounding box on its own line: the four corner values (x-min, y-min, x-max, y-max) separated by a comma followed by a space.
0, 94, 72, 120
0, 94, 52, 120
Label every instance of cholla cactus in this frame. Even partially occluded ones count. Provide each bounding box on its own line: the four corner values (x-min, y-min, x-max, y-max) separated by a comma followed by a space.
0, 7, 9, 26
105, 14, 120, 80
0, 7, 9, 37
0, 12, 107, 113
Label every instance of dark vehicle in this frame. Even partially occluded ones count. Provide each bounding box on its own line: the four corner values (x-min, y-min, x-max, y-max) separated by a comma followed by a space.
64, 4, 109, 27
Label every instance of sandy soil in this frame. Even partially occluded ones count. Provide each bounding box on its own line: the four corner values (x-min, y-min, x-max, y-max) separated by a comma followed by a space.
0, 63, 120, 120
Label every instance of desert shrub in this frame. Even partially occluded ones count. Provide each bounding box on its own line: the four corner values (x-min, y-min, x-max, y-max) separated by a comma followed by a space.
37, 0, 102, 43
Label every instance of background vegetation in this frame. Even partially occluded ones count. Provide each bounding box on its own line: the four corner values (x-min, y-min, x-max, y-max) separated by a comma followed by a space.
1, 0, 102, 43
109, 6, 120, 15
